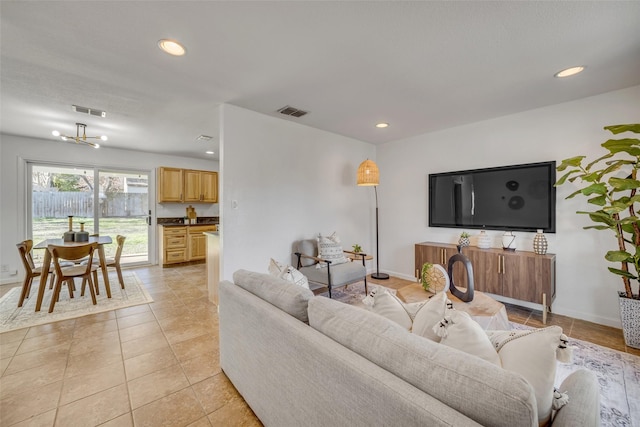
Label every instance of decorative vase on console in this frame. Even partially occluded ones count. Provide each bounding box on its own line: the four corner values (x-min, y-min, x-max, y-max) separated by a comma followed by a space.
502, 231, 516, 251
477, 230, 492, 249
533, 229, 548, 255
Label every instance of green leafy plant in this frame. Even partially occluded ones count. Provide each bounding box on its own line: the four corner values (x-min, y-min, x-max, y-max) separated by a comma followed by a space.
421, 262, 433, 291
352, 244, 362, 253
460, 231, 470, 238
555, 124, 640, 299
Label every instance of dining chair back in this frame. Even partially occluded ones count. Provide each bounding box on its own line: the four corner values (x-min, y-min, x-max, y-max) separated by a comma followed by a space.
48, 242, 99, 313
16, 240, 42, 307
85, 234, 126, 291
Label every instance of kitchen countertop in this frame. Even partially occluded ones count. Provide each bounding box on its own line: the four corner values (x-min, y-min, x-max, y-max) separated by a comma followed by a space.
158, 216, 218, 226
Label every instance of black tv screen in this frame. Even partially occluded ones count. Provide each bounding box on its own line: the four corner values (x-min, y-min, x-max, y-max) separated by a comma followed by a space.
429, 161, 556, 233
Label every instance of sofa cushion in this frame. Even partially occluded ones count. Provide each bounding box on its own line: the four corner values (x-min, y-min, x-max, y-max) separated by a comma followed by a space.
268, 258, 310, 290
487, 326, 567, 425
233, 269, 313, 323
308, 296, 538, 427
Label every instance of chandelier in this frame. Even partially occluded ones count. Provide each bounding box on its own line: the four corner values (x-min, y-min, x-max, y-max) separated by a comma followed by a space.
52, 123, 107, 148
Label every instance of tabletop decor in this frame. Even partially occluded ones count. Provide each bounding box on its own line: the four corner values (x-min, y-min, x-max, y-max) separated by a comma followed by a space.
458, 231, 470, 247
533, 229, 548, 255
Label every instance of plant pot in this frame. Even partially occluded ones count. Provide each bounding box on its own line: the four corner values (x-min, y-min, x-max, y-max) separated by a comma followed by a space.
619, 292, 640, 349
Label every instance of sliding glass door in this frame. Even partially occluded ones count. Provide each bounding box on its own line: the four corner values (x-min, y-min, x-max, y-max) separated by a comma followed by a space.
29, 163, 150, 264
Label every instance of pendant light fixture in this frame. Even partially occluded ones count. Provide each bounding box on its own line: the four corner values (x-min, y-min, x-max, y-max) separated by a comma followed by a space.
52, 123, 106, 148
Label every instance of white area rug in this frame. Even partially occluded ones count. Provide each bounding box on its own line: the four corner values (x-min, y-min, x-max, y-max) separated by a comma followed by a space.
0, 272, 153, 333
334, 281, 640, 427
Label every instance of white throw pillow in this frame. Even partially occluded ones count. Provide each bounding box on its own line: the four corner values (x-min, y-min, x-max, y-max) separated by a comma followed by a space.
268, 258, 310, 290
316, 232, 350, 268
364, 287, 416, 330
433, 308, 502, 366
486, 326, 570, 425
411, 291, 450, 342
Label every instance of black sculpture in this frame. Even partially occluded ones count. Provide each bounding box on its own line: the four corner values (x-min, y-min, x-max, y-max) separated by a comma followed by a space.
447, 245, 475, 302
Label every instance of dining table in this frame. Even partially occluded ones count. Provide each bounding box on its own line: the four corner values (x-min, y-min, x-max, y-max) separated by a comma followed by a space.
33, 236, 113, 312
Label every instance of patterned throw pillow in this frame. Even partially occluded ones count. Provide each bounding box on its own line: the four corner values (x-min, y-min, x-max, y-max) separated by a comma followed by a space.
268, 258, 310, 290
316, 232, 350, 268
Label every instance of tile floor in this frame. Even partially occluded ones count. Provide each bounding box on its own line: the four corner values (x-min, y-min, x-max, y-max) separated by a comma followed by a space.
0, 265, 637, 426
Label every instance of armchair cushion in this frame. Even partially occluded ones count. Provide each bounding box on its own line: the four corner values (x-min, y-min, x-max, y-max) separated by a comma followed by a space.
299, 261, 365, 289
316, 232, 349, 268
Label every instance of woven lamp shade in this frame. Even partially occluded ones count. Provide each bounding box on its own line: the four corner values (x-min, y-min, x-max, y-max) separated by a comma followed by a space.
357, 159, 380, 186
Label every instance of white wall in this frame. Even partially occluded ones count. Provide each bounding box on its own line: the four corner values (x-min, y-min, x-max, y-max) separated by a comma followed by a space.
377, 85, 640, 327
0, 134, 219, 284
219, 104, 376, 281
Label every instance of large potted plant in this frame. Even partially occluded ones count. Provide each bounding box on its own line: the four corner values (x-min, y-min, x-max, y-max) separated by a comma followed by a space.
556, 123, 639, 349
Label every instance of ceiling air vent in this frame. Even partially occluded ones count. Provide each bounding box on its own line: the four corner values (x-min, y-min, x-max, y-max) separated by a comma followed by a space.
277, 105, 308, 118
196, 135, 213, 141
72, 105, 106, 118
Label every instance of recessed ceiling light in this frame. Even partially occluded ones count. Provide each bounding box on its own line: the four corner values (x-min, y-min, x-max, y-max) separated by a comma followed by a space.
376, 123, 389, 128
52, 130, 60, 136
158, 39, 186, 56
554, 66, 585, 78
205, 151, 214, 155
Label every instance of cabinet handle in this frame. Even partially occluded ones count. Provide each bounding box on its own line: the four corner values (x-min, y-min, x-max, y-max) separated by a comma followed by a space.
502, 255, 506, 274
497, 256, 501, 274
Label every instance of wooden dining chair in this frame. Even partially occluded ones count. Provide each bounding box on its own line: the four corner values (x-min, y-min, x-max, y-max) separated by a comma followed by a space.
84, 235, 126, 292
16, 240, 53, 307
48, 242, 100, 313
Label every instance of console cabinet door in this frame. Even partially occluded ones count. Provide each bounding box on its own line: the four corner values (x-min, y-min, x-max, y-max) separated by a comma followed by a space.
467, 249, 502, 295
502, 251, 555, 304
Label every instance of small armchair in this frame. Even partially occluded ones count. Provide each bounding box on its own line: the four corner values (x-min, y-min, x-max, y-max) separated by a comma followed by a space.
294, 239, 368, 298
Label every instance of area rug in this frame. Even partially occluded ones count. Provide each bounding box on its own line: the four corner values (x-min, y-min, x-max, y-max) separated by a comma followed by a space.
332, 281, 640, 427
0, 272, 153, 333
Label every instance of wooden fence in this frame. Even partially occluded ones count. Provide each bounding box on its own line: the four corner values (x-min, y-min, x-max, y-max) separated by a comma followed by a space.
33, 192, 148, 218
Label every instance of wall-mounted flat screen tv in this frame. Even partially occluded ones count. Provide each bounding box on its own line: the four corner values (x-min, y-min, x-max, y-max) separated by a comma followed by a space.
429, 161, 556, 233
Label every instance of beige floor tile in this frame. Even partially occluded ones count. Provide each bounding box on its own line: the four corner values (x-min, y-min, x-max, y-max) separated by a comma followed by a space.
124, 346, 178, 380
55, 383, 130, 427
0, 379, 62, 425
0, 339, 20, 359
73, 310, 117, 327
60, 360, 126, 405
187, 415, 213, 427
99, 412, 135, 427
116, 311, 157, 330
0, 356, 11, 376
0, 328, 28, 345
151, 305, 192, 321
116, 303, 151, 318
68, 329, 121, 357
72, 318, 118, 339
192, 372, 242, 414
164, 323, 212, 345
121, 331, 170, 360
16, 328, 74, 355
4, 342, 70, 376
24, 319, 76, 339
181, 351, 221, 384
127, 363, 190, 409
0, 358, 66, 400
9, 408, 57, 427
171, 333, 218, 363
207, 397, 262, 427
132, 387, 206, 427
118, 320, 163, 343
65, 347, 123, 378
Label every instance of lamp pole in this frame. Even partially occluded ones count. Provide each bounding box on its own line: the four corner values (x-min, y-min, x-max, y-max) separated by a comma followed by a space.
371, 186, 389, 280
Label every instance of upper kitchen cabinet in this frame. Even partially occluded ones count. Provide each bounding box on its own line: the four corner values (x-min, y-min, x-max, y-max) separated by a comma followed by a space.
158, 167, 184, 202
184, 170, 218, 203
158, 167, 218, 203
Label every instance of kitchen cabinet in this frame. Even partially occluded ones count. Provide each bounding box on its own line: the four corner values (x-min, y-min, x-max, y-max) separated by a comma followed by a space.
184, 170, 218, 203
415, 242, 556, 315
157, 167, 184, 202
159, 225, 217, 266
158, 167, 218, 203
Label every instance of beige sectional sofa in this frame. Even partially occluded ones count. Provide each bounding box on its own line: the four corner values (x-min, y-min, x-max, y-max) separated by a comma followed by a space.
219, 270, 600, 427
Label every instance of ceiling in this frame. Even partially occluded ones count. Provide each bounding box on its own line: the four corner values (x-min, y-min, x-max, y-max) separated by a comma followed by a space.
1, 1, 639, 160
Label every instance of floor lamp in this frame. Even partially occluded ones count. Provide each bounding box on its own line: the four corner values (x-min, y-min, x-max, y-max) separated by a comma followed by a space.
357, 159, 389, 280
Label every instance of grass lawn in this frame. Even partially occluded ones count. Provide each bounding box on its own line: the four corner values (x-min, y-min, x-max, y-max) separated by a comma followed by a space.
32, 217, 148, 263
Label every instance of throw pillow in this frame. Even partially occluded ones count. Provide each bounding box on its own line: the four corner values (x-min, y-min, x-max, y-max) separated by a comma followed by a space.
411, 291, 450, 342
486, 326, 571, 426
316, 232, 350, 268
363, 287, 418, 330
433, 308, 502, 366
268, 258, 310, 290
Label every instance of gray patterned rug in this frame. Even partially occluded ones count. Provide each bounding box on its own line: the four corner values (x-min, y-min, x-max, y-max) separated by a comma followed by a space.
331, 282, 640, 427
0, 271, 153, 333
